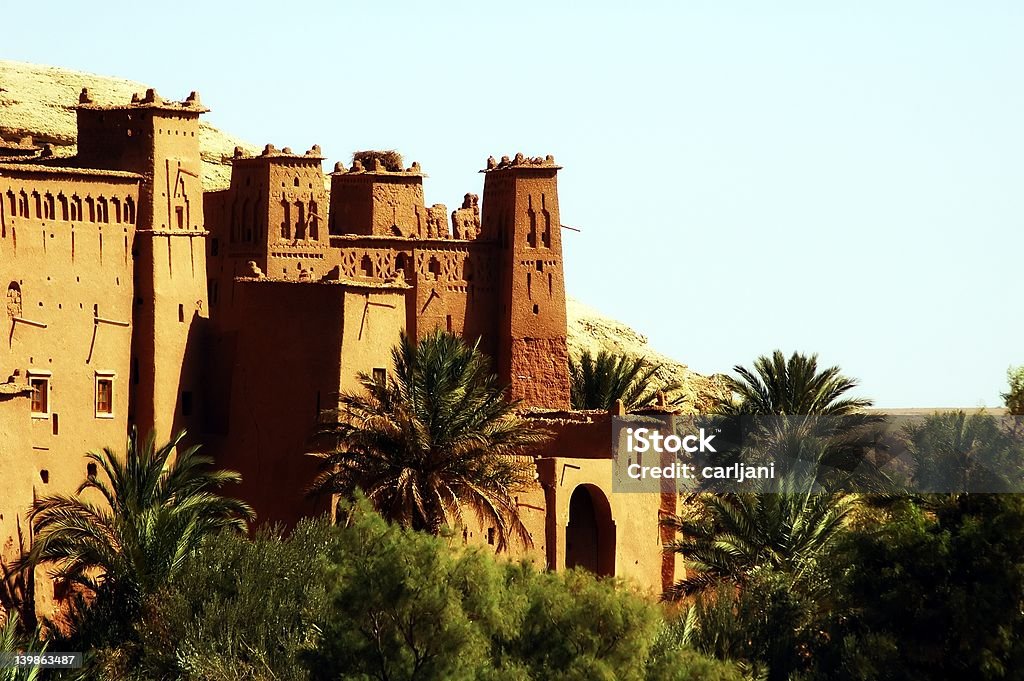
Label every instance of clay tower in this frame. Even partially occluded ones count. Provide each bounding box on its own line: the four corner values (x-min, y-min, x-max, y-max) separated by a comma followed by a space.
76, 88, 210, 442
328, 157, 428, 238
481, 153, 570, 409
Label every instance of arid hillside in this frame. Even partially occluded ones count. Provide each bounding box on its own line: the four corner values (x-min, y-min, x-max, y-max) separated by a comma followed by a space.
566, 298, 729, 412
0, 60, 255, 189
0, 60, 727, 411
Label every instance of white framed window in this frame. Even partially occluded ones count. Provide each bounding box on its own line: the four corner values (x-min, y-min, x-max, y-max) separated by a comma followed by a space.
27, 371, 51, 418
95, 372, 115, 418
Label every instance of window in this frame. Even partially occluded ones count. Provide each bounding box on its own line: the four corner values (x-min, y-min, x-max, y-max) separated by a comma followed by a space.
95, 373, 114, 418
372, 368, 387, 385
28, 373, 50, 417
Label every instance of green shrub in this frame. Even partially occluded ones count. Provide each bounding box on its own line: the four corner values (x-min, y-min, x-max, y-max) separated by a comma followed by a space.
135, 518, 338, 681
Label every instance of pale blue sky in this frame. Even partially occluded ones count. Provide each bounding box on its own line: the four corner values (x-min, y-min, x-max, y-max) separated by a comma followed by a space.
5, 1, 1022, 407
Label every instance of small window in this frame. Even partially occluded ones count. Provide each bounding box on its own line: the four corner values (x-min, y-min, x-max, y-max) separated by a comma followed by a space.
29, 374, 50, 417
372, 368, 387, 385
178, 304, 185, 322
95, 374, 114, 418
487, 527, 496, 546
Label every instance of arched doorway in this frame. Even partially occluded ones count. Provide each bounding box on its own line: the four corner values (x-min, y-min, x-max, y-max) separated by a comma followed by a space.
565, 484, 616, 577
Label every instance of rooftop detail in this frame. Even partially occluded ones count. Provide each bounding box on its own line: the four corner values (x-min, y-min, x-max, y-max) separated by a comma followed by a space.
481, 152, 561, 172
230, 144, 325, 163
0, 163, 143, 180
76, 87, 210, 114
330, 158, 424, 176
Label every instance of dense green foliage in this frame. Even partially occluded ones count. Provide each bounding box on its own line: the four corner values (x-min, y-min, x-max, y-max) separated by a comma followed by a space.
816, 494, 1024, 680
134, 521, 336, 681
25, 429, 253, 663
663, 354, 1024, 679
663, 489, 857, 600
73, 499, 739, 681
903, 410, 1024, 492
569, 350, 676, 411
311, 330, 547, 549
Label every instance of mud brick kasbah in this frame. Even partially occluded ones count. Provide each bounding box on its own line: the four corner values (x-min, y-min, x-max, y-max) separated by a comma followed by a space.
0, 87, 683, 613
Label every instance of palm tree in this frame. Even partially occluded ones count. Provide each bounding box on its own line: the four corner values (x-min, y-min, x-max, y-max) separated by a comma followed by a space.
310, 330, 548, 550
662, 351, 874, 680
904, 410, 1024, 494
569, 349, 676, 411
663, 481, 857, 601
664, 480, 858, 681
26, 429, 254, 637
719, 350, 872, 418
715, 350, 886, 484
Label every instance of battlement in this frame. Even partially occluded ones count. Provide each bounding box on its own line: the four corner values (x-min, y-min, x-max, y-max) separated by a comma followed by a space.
330, 158, 424, 175
76, 87, 209, 114
232, 144, 325, 163
482, 152, 561, 172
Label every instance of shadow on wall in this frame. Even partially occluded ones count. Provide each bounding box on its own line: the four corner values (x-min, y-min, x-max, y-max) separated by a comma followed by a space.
566, 484, 616, 577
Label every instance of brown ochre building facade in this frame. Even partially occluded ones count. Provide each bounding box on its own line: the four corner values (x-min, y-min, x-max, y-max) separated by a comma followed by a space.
0, 89, 683, 609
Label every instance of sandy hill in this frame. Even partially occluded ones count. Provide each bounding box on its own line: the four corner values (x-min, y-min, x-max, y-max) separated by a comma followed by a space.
0, 60, 727, 411
0, 60, 255, 189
